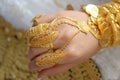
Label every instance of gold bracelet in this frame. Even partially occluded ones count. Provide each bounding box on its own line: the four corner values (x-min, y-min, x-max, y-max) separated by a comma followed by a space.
82, 0, 120, 48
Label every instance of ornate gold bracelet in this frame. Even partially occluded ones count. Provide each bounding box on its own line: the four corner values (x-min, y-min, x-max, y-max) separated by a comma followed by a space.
82, 0, 120, 48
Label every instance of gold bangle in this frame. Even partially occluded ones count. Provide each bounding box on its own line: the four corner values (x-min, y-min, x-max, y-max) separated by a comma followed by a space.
83, 0, 120, 48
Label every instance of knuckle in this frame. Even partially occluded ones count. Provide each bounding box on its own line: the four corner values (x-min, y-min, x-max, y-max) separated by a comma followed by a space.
60, 30, 71, 41
67, 46, 77, 57
30, 48, 36, 54
28, 48, 37, 59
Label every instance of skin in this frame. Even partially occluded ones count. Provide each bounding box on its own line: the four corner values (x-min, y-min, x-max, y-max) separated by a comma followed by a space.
28, 11, 101, 79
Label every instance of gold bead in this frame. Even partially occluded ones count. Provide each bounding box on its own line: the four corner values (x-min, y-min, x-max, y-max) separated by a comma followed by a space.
111, 21, 120, 46
113, 2, 120, 10
105, 3, 119, 14
113, 0, 120, 3
104, 3, 113, 10
116, 13, 120, 25
112, 6, 119, 14
99, 7, 109, 16
99, 26, 113, 48
106, 13, 115, 23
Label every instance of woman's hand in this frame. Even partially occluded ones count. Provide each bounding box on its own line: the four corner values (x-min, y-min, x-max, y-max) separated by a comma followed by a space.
28, 11, 100, 79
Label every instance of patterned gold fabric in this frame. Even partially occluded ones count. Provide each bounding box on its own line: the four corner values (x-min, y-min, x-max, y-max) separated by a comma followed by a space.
0, 16, 37, 80
44, 60, 101, 80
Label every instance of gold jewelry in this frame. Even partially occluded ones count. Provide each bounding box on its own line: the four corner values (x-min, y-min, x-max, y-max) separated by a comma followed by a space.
28, 0, 120, 66
29, 31, 59, 49
27, 16, 90, 66
113, 0, 120, 3
27, 23, 49, 39
27, 16, 89, 49
27, 23, 59, 49
82, 0, 120, 48
36, 51, 66, 66
32, 14, 42, 26
36, 31, 79, 66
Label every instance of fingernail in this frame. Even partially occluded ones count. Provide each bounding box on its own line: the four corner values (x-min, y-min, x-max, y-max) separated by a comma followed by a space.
38, 78, 42, 80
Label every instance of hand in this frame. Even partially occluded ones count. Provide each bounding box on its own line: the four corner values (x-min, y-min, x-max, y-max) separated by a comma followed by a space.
28, 11, 100, 79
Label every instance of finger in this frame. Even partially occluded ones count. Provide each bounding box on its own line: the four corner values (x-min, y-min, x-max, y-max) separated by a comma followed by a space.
29, 60, 54, 72
29, 45, 80, 72
29, 50, 67, 72
29, 52, 55, 72
58, 32, 84, 64
34, 14, 57, 24
30, 46, 88, 75
38, 61, 77, 78
28, 47, 48, 60
38, 57, 89, 79
35, 11, 88, 24
29, 61, 54, 72
33, 11, 62, 24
